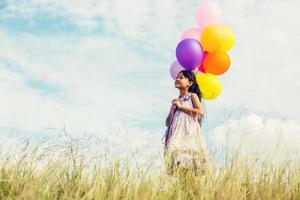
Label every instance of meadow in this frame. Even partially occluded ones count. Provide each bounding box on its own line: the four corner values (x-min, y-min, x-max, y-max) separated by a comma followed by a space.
0, 132, 299, 200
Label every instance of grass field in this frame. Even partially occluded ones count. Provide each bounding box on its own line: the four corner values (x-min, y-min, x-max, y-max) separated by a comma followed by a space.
0, 134, 299, 200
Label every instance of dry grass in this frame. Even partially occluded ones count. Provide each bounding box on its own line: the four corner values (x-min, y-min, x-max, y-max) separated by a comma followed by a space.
0, 133, 299, 200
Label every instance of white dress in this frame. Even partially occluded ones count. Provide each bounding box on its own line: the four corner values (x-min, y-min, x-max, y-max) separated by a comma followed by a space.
164, 92, 207, 174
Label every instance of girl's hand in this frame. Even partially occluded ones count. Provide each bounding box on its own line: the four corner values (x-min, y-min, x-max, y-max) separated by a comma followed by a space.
171, 98, 179, 106
172, 98, 182, 108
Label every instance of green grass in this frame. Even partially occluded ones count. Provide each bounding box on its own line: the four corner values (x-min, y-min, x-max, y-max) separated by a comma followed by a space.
0, 135, 299, 200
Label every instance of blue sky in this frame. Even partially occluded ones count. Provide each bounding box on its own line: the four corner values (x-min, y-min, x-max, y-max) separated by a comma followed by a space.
0, 0, 300, 168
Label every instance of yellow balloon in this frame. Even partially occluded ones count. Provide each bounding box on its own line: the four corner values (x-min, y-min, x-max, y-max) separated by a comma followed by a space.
195, 73, 222, 100
220, 26, 235, 52
200, 25, 226, 52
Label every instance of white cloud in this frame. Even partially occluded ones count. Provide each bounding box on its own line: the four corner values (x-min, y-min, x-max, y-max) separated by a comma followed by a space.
0, 28, 174, 137
209, 113, 300, 166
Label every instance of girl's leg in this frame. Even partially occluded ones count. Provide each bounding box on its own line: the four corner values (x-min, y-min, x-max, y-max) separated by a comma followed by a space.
201, 158, 206, 175
193, 158, 198, 176
165, 153, 175, 176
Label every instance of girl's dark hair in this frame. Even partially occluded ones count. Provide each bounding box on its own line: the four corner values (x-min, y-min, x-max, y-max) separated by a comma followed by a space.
178, 70, 206, 126
178, 70, 202, 102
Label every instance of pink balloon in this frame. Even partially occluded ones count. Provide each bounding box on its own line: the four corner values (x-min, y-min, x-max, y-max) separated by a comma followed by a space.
192, 67, 200, 74
196, 2, 222, 30
181, 27, 202, 42
170, 60, 185, 80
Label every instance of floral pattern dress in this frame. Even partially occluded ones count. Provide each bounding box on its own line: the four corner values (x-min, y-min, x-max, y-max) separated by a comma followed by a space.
164, 92, 207, 175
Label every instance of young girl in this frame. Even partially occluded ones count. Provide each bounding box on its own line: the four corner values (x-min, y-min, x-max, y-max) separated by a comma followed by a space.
163, 70, 207, 176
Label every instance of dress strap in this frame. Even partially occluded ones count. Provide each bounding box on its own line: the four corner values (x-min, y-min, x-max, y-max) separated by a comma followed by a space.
178, 92, 192, 98
178, 93, 191, 103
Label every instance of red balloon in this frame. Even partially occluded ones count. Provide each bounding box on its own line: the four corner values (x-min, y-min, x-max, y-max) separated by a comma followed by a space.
198, 51, 208, 72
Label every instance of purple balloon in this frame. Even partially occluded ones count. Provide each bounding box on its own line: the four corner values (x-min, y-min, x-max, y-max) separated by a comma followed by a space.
176, 38, 203, 70
170, 60, 185, 80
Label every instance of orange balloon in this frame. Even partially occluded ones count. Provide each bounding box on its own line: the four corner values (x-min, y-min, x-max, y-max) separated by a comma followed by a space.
203, 52, 231, 75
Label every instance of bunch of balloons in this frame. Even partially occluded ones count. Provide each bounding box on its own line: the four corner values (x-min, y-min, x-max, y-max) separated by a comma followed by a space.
169, 1, 235, 100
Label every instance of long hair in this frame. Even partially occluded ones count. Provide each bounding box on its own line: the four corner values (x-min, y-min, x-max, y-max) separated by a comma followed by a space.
178, 70, 206, 126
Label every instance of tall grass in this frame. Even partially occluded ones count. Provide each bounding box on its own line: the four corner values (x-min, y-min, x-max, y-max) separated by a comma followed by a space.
0, 133, 299, 200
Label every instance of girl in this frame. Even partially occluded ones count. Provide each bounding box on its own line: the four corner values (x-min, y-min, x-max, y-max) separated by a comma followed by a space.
163, 70, 207, 177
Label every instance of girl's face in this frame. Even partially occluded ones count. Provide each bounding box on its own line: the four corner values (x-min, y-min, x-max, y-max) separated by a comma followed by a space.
175, 72, 192, 89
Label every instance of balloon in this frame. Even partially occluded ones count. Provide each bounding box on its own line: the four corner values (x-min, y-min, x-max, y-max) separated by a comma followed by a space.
198, 64, 205, 73
170, 60, 185, 80
176, 38, 203, 71
220, 26, 235, 52
196, 73, 222, 100
196, 2, 222, 30
192, 66, 200, 74
201, 25, 227, 52
181, 27, 202, 42
203, 52, 231, 75
198, 51, 208, 73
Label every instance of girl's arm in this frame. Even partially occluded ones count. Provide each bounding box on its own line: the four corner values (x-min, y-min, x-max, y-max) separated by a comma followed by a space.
178, 93, 203, 119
